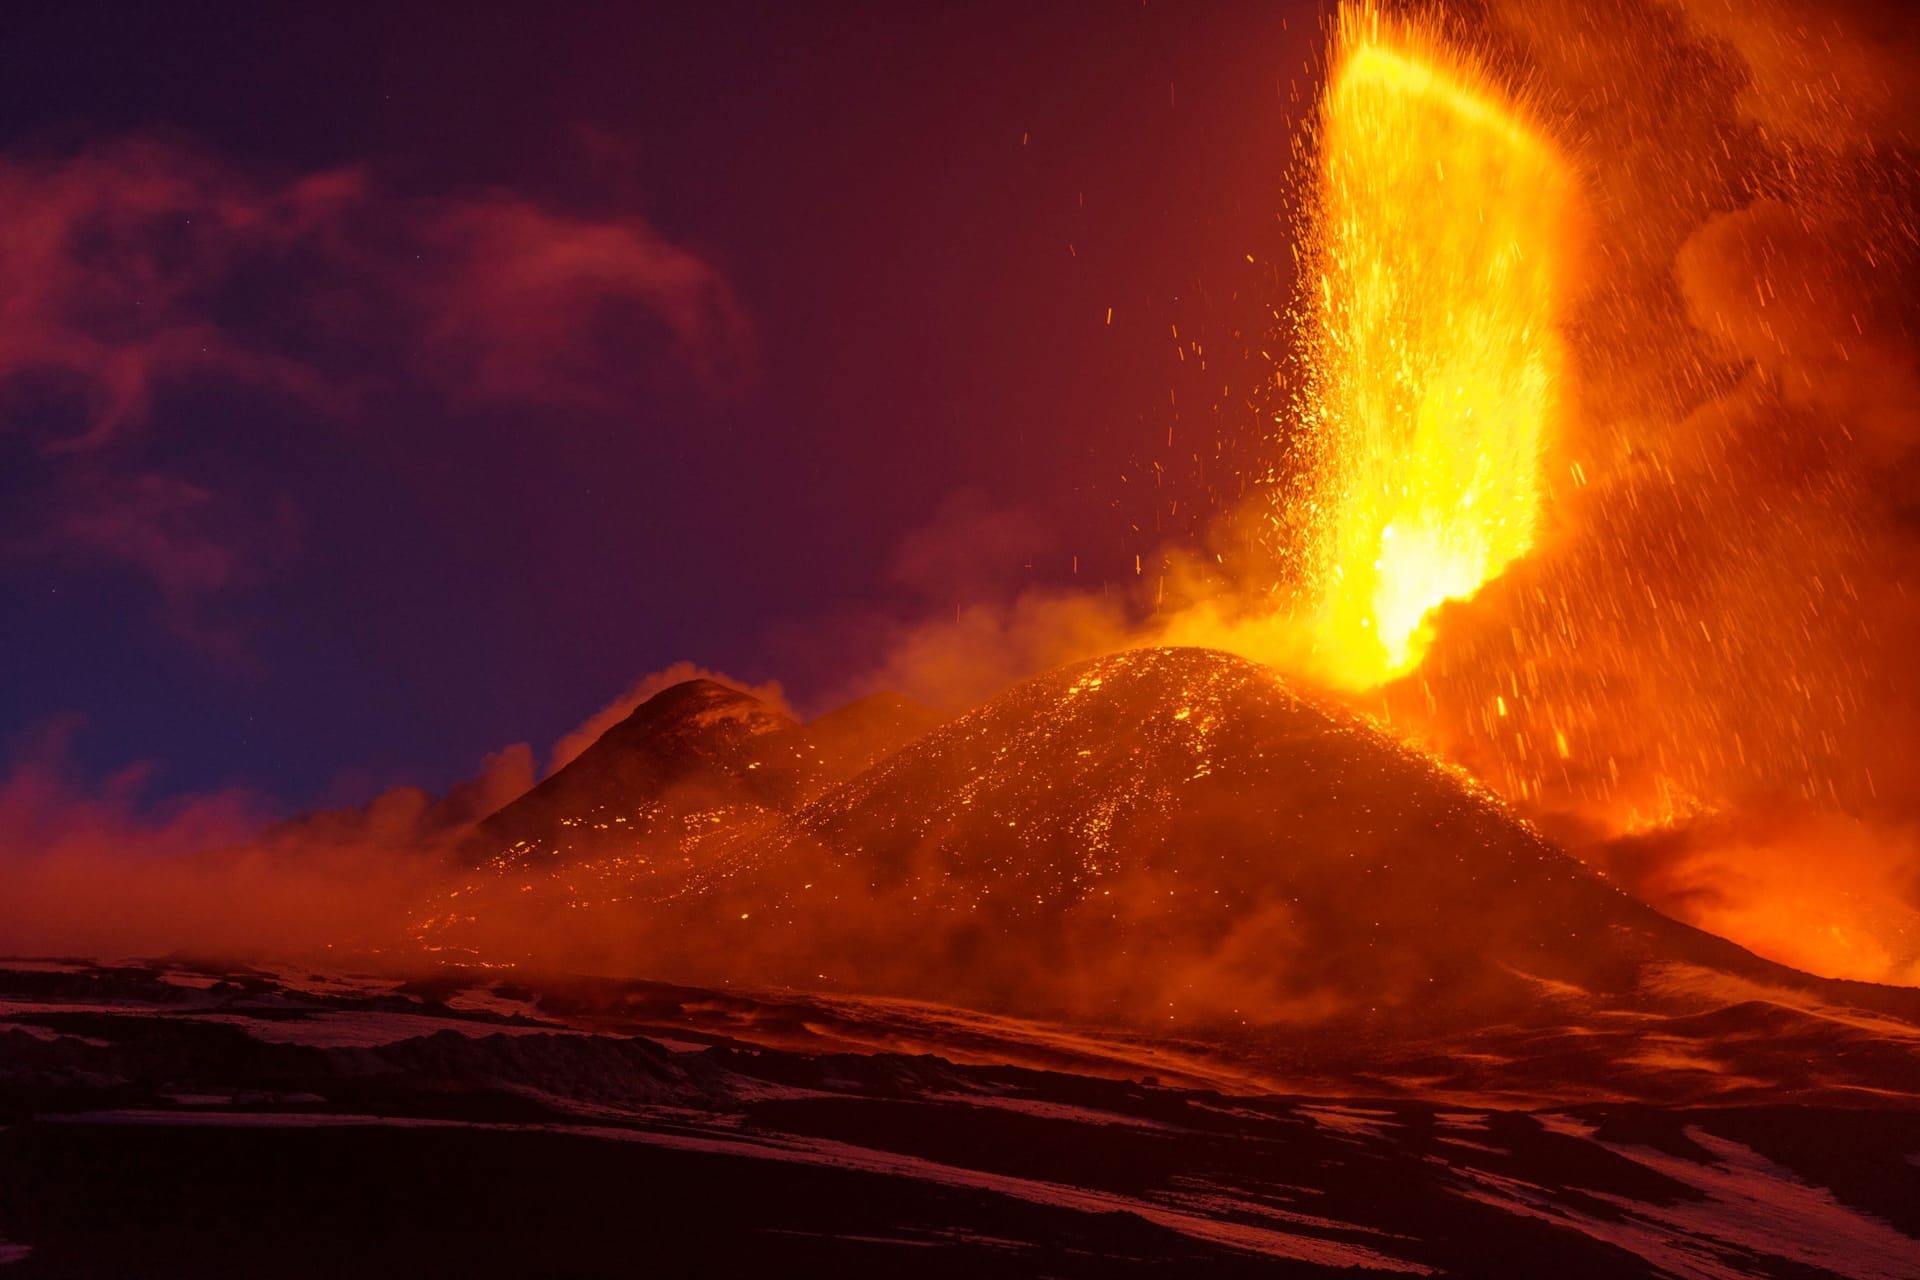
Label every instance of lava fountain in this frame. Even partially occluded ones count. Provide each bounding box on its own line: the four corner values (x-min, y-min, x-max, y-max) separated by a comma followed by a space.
1301, 7, 1575, 687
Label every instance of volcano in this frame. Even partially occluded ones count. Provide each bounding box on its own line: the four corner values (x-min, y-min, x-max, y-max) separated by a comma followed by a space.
718, 647, 1759, 1010
450, 648, 1919, 1082
464, 679, 944, 871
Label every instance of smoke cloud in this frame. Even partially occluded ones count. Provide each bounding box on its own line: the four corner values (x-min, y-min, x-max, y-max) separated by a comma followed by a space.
0, 719, 428, 958
0, 662, 767, 960
0, 135, 747, 641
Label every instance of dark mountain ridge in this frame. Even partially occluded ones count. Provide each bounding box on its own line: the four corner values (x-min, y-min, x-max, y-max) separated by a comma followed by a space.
466, 679, 945, 871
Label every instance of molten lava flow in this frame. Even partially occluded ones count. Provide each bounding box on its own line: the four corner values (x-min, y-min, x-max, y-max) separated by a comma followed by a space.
1301, 8, 1573, 686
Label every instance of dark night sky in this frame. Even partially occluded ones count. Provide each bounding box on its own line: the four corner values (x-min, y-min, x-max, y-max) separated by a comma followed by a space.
1, 1, 1324, 812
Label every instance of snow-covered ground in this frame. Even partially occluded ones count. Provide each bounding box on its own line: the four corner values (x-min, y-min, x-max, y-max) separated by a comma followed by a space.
1, 958, 1916, 1279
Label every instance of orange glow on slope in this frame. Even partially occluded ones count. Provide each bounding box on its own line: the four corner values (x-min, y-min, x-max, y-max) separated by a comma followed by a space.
1301, 8, 1573, 687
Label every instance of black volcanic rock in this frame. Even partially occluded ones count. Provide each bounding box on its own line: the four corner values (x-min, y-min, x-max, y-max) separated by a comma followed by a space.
470, 680, 804, 868
467, 680, 944, 870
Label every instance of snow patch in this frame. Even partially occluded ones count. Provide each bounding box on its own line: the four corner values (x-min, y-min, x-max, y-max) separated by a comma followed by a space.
199, 1011, 587, 1048
924, 1094, 1179, 1130
1456, 1120, 1920, 1280
1299, 1104, 1399, 1142
0, 1020, 112, 1047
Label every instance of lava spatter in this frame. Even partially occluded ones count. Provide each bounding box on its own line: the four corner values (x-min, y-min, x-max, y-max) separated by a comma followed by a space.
1297, 5, 1575, 686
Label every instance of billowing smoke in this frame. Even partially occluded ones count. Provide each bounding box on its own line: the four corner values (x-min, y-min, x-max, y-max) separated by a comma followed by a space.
0, 718, 433, 958
0, 664, 762, 960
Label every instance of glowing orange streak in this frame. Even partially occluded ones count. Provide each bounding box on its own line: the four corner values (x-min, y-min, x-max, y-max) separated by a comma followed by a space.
1302, 7, 1573, 686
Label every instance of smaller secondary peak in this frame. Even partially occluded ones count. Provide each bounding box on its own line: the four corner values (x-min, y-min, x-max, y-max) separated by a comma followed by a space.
612, 679, 794, 740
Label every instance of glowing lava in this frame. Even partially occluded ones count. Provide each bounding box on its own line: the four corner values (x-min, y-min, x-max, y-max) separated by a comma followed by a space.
1301, 7, 1574, 686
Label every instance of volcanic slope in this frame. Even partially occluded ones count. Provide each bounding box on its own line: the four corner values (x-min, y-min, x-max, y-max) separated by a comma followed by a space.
418, 681, 943, 961
469, 680, 944, 871
671, 648, 1920, 1034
